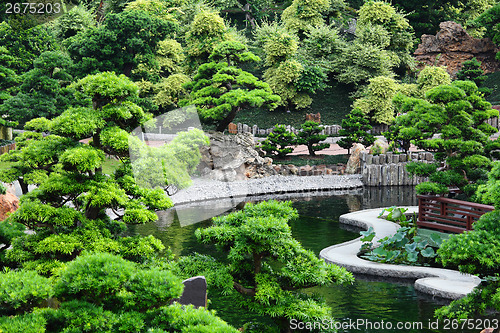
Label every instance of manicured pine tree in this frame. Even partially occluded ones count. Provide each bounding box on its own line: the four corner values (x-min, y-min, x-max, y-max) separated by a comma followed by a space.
260, 124, 297, 158
297, 120, 330, 156
338, 108, 375, 154
0, 71, 208, 274
181, 41, 280, 132
456, 57, 487, 87
173, 200, 354, 333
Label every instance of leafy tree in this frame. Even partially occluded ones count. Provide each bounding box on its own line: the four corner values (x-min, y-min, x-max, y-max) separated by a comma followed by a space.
390, 0, 461, 36
391, 80, 499, 196
471, 2, 500, 61
456, 57, 487, 87
181, 41, 280, 132
416, 66, 452, 92
281, 0, 331, 35
66, 10, 177, 77
1, 51, 84, 125
260, 124, 297, 158
298, 24, 343, 74
0, 46, 18, 104
184, 10, 230, 69
0, 22, 59, 73
331, 31, 395, 86
0, 253, 239, 332
255, 21, 324, 110
352, 76, 399, 124
296, 120, 330, 156
0, 72, 207, 273
356, 1, 415, 72
338, 108, 375, 154
53, 5, 96, 39
173, 200, 354, 333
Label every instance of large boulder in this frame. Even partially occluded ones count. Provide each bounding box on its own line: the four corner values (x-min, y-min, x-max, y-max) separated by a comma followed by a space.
199, 132, 277, 181
0, 192, 19, 221
414, 21, 500, 76
346, 143, 366, 174
369, 138, 389, 155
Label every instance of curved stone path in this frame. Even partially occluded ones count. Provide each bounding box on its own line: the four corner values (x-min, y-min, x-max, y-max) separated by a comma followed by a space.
319, 207, 481, 300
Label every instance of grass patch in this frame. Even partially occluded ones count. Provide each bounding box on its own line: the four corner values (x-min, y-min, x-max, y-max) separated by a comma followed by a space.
272, 154, 348, 167
483, 71, 500, 105
232, 82, 354, 128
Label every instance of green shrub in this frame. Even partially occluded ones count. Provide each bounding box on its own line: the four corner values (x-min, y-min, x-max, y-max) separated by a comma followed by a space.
338, 108, 375, 154
260, 125, 297, 158
55, 252, 136, 303
0, 270, 53, 314
296, 121, 329, 156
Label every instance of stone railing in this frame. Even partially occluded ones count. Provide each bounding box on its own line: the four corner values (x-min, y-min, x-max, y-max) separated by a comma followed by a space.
361, 151, 433, 186
227, 122, 343, 136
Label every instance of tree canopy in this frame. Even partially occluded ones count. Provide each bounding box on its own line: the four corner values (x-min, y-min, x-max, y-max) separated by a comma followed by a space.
173, 200, 354, 332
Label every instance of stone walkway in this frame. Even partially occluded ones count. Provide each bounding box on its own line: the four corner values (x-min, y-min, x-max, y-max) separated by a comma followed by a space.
319, 207, 481, 300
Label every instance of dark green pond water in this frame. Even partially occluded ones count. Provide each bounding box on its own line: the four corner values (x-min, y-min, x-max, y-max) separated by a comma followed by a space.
129, 187, 492, 332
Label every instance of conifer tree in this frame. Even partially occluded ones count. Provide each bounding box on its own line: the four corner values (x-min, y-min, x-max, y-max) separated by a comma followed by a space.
297, 120, 330, 156
338, 108, 375, 154
260, 124, 297, 158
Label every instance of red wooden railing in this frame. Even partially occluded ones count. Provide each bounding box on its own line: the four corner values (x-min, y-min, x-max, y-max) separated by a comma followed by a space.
417, 195, 495, 233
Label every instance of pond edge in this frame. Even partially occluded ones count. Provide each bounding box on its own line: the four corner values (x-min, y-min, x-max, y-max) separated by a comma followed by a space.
319, 207, 481, 300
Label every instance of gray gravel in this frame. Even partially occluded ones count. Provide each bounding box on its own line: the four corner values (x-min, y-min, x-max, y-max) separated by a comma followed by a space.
171, 174, 363, 205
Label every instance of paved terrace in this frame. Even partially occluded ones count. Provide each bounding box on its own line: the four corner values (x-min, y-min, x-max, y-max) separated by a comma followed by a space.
319, 207, 481, 300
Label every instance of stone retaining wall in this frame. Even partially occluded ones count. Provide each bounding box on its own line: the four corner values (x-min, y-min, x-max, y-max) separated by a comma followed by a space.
361, 152, 433, 186
0, 143, 15, 155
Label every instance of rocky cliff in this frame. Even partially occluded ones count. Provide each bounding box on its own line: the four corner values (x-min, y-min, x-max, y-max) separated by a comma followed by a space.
414, 21, 500, 76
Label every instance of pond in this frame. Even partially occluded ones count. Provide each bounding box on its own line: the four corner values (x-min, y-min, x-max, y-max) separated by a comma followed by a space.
129, 187, 484, 332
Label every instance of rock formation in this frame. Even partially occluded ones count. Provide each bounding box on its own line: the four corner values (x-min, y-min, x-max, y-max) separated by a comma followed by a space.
0, 191, 19, 221
198, 132, 278, 181
414, 21, 500, 76
346, 143, 366, 174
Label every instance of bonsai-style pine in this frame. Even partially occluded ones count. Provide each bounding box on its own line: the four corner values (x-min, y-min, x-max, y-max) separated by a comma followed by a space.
0, 72, 207, 273
260, 124, 297, 158
173, 200, 354, 333
456, 57, 487, 87
338, 108, 375, 154
297, 120, 330, 156
391, 80, 500, 196
181, 41, 280, 132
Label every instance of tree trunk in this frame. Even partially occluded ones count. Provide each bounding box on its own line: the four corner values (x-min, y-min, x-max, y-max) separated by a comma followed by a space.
19, 178, 29, 195
253, 252, 263, 274
216, 107, 239, 132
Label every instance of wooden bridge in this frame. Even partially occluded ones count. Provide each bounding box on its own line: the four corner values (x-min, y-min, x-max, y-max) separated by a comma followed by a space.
417, 195, 495, 233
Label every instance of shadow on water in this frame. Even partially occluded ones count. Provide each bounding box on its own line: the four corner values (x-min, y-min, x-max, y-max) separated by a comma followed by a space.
129, 186, 493, 332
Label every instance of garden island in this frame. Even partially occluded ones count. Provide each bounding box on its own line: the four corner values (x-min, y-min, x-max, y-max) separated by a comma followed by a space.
0, 0, 500, 331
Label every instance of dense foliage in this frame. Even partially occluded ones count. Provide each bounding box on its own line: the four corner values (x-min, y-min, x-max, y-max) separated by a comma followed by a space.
173, 200, 354, 333
388, 80, 499, 196
0, 253, 239, 332
296, 120, 330, 156
260, 124, 297, 158
338, 108, 375, 153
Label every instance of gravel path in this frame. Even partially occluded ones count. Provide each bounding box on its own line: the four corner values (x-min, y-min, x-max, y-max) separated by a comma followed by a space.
171, 174, 363, 205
